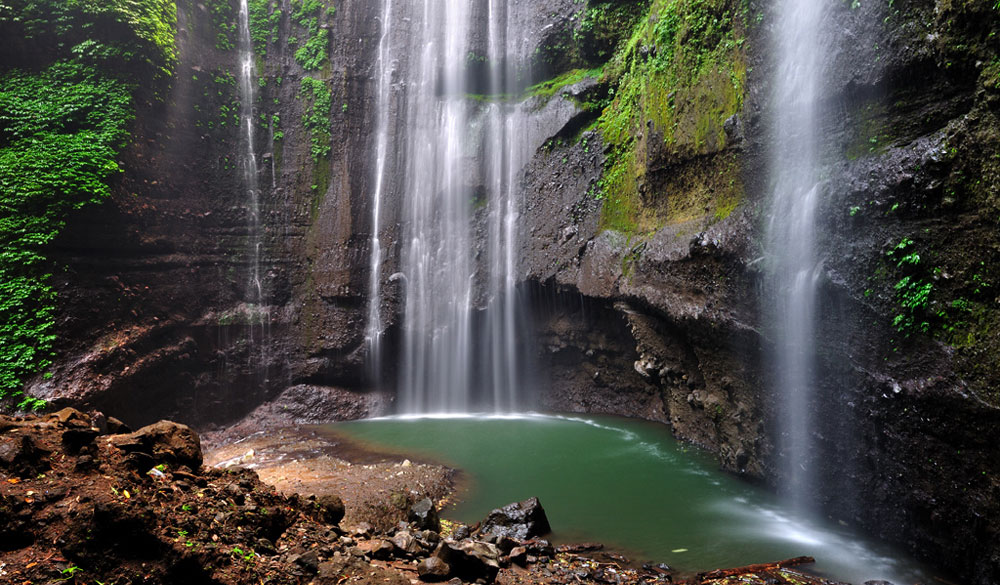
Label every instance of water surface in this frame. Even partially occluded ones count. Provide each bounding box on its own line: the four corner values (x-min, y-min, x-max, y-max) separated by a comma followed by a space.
323, 414, 934, 585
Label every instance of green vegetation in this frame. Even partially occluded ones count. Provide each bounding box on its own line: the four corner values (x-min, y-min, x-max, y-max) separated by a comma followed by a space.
248, 0, 283, 58
526, 67, 604, 99
593, 0, 748, 236
298, 76, 333, 162
0, 0, 176, 408
290, 0, 333, 71
206, 0, 236, 51
884, 237, 994, 345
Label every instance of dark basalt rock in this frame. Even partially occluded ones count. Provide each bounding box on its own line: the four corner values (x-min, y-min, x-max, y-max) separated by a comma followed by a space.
475, 497, 551, 543
0, 435, 51, 479
312, 494, 346, 526
409, 497, 440, 531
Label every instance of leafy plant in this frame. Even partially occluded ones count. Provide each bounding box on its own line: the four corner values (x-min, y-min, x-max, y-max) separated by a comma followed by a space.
0, 1, 176, 407
298, 76, 332, 161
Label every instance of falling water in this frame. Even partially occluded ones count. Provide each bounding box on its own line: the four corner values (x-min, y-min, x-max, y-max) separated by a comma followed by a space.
365, 0, 396, 384
392, 0, 528, 413
766, 0, 825, 509
482, 1, 527, 413
237, 0, 269, 362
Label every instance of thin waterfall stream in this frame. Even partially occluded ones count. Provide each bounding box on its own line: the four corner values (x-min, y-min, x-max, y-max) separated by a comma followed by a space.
237, 0, 269, 368
767, 0, 825, 509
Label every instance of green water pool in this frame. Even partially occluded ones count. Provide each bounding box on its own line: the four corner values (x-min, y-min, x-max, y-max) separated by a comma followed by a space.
321, 414, 935, 585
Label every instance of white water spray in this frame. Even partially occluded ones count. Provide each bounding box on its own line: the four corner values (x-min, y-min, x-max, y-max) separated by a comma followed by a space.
767, 0, 826, 508
237, 0, 269, 366
366, 0, 397, 383
387, 0, 529, 413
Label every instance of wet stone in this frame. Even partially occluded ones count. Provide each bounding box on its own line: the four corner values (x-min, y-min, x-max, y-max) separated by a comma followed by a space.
476, 497, 550, 542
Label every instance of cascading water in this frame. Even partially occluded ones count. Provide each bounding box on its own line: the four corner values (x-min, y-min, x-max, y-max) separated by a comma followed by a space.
766, 0, 825, 509
237, 0, 269, 367
482, 0, 528, 413
375, 0, 529, 413
398, 0, 475, 413
365, 0, 396, 384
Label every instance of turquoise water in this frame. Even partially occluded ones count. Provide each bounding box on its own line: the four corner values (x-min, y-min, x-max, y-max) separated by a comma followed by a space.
322, 414, 934, 585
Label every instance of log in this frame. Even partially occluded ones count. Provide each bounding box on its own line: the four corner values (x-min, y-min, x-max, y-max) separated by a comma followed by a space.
696, 556, 815, 581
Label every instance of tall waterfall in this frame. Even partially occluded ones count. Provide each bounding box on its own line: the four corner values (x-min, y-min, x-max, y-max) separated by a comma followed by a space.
365, 0, 395, 384
767, 0, 825, 508
368, 0, 529, 413
237, 0, 269, 361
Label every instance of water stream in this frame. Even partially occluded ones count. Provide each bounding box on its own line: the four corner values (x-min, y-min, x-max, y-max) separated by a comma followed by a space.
385, 0, 529, 413
766, 0, 826, 508
236, 0, 269, 367
323, 415, 935, 585
365, 0, 396, 385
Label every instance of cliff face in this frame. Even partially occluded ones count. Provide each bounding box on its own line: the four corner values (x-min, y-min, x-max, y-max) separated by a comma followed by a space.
517, 1, 1000, 583
20, 0, 1000, 583
28, 0, 390, 426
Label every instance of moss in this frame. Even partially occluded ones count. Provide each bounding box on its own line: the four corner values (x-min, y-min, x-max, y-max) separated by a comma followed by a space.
845, 100, 891, 161
205, 0, 236, 51
525, 67, 604, 99
594, 0, 748, 237
0, 0, 177, 408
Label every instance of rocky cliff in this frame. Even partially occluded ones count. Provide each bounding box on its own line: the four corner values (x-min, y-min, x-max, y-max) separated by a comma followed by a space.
9, 0, 1000, 583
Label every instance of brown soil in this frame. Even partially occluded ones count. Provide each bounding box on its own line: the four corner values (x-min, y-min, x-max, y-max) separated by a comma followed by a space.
202, 425, 455, 532
1, 411, 846, 585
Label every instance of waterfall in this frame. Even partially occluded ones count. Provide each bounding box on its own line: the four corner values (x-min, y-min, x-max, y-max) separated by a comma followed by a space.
237, 0, 269, 366
366, 0, 396, 384
376, 0, 528, 413
766, 0, 825, 508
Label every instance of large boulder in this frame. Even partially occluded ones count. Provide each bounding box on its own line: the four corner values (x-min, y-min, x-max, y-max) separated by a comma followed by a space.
475, 497, 551, 543
409, 497, 440, 531
106, 420, 202, 470
436, 540, 501, 581
417, 556, 451, 581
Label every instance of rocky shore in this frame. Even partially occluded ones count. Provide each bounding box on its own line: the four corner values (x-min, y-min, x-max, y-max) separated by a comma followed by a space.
2, 411, 857, 585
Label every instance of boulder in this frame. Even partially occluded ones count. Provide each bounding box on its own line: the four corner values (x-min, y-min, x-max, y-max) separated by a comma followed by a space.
418, 556, 451, 581
312, 494, 345, 525
106, 420, 202, 470
475, 497, 551, 542
409, 497, 440, 531
438, 539, 502, 580
0, 435, 50, 478
392, 530, 423, 556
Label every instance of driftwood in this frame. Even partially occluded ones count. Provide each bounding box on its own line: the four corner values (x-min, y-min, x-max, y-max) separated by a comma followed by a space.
695, 556, 816, 581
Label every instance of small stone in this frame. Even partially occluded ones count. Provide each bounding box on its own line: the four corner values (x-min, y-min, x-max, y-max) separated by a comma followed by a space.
418, 556, 451, 581
295, 550, 320, 573
105, 416, 131, 435
256, 538, 277, 555
508, 546, 527, 566
313, 494, 345, 525
372, 539, 395, 559
393, 531, 423, 556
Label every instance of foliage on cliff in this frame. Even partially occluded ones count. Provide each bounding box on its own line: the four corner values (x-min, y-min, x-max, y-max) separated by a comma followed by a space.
0, 0, 177, 408
595, 0, 748, 235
